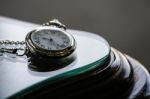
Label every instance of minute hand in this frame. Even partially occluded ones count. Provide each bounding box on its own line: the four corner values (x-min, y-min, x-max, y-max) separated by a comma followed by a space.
49, 38, 59, 47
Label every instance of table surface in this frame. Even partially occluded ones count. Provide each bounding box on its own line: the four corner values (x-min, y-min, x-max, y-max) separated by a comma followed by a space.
0, 16, 110, 98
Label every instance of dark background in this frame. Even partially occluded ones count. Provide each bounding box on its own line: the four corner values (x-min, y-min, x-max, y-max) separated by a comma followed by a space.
0, 0, 150, 70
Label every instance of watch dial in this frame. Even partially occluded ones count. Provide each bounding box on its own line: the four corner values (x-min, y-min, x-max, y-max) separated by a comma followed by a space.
31, 29, 71, 50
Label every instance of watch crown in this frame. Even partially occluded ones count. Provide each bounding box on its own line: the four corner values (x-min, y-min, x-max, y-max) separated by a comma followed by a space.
43, 19, 66, 30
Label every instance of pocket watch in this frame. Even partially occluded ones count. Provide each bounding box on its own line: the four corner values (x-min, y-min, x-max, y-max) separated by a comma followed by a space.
0, 19, 76, 58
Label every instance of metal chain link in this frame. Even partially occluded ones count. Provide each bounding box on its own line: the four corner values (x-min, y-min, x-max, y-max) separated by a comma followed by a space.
0, 40, 26, 56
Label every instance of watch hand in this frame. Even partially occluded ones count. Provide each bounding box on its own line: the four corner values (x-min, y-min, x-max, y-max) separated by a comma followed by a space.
42, 37, 49, 41
49, 37, 58, 44
48, 38, 60, 48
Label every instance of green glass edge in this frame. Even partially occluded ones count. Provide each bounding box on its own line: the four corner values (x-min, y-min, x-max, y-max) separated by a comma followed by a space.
7, 49, 110, 99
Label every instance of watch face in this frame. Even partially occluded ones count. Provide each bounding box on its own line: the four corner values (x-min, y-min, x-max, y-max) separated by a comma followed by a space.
31, 29, 71, 51
26, 27, 76, 57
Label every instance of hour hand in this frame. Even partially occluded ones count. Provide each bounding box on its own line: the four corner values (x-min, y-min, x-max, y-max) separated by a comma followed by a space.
42, 37, 49, 41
